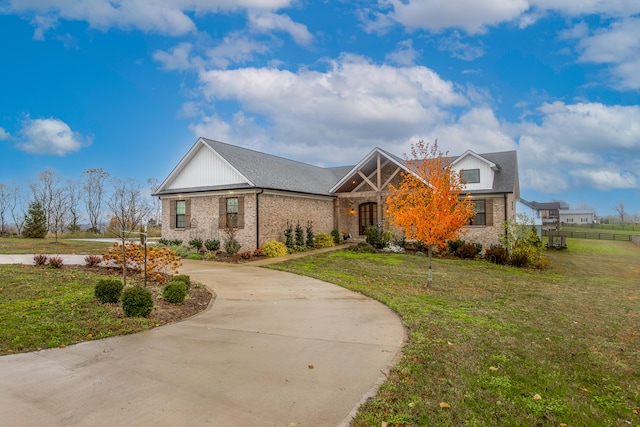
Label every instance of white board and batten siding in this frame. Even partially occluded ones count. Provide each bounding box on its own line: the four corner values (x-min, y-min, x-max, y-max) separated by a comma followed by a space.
165, 144, 249, 191
452, 154, 495, 192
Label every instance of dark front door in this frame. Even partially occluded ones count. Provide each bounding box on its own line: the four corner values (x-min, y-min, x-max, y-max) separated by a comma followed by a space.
359, 202, 378, 235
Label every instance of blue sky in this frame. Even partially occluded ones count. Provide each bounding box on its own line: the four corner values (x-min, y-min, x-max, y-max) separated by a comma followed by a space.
1, 0, 639, 218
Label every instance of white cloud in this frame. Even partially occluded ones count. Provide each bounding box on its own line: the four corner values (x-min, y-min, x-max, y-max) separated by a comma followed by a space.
386, 39, 421, 66
153, 42, 198, 70
191, 54, 467, 164
6, 0, 295, 38
516, 102, 640, 192
17, 117, 92, 156
248, 11, 313, 46
0, 127, 10, 140
437, 32, 485, 61
205, 33, 270, 69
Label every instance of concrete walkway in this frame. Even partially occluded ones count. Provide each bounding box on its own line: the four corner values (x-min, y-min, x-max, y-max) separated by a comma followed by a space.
0, 255, 405, 426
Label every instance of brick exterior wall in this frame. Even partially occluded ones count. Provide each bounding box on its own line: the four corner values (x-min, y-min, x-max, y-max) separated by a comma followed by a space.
161, 191, 334, 250
461, 193, 516, 250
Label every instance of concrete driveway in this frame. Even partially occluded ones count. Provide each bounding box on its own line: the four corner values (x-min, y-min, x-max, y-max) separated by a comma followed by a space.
0, 258, 404, 426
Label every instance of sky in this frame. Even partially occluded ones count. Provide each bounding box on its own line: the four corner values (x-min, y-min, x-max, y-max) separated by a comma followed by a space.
1, 0, 639, 218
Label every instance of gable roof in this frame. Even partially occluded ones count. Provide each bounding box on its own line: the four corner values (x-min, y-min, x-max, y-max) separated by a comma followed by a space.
451, 149, 499, 170
156, 138, 352, 196
155, 139, 519, 197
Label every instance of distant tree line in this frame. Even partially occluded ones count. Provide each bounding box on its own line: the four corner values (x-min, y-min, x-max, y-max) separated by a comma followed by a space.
0, 168, 161, 239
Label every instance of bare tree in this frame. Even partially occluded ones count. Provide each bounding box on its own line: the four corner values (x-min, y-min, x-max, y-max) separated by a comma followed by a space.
614, 201, 626, 223
147, 177, 161, 227
30, 169, 64, 233
0, 183, 9, 236
66, 179, 82, 233
9, 183, 26, 236
82, 168, 109, 233
49, 186, 69, 243
107, 177, 152, 285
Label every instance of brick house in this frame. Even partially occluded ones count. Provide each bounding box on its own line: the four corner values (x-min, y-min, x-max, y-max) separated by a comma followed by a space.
154, 138, 519, 250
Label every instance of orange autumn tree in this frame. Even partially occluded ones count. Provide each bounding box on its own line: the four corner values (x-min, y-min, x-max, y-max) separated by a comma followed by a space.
386, 140, 475, 285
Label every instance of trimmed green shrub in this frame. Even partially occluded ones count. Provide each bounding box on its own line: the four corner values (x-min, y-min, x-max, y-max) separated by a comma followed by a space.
188, 238, 203, 250
170, 245, 190, 257
95, 278, 124, 303
331, 229, 341, 245
187, 253, 202, 260
163, 281, 187, 304
204, 239, 220, 251
170, 274, 191, 289
456, 243, 478, 259
348, 242, 378, 253
158, 238, 169, 245
305, 221, 315, 248
262, 240, 288, 257
224, 238, 241, 255
365, 225, 388, 249
122, 286, 154, 317
315, 233, 335, 248
284, 223, 294, 250
447, 239, 465, 254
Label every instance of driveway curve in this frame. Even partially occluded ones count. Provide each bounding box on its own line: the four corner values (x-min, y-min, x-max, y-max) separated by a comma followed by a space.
0, 258, 405, 426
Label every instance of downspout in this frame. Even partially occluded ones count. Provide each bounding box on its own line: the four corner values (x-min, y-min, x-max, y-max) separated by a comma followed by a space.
256, 189, 264, 250
504, 193, 508, 238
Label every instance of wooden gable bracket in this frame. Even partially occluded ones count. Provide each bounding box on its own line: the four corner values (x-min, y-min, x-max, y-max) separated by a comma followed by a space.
354, 158, 391, 192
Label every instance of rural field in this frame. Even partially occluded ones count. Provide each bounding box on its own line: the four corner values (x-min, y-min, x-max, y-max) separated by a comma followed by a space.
270, 239, 640, 426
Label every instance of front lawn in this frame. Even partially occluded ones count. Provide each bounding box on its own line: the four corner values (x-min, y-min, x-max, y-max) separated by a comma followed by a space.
269, 240, 640, 426
0, 238, 109, 255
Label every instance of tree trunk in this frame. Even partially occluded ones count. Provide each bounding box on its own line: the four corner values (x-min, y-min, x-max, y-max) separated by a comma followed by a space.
428, 245, 433, 286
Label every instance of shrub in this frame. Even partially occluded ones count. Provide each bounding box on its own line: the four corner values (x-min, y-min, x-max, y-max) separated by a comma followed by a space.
121, 286, 154, 317
224, 238, 241, 255
94, 278, 124, 303
295, 222, 305, 247
170, 245, 191, 258
253, 248, 263, 257
382, 244, 405, 253
474, 243, 483, 254
348, 242, 378, 253
84, 255, 102, 267
331, 229, 341, 245
158, 238, 170, 245
170, 274, 191, 289
163, 281, 187, 304
101, 243, 182, 283
239, 250, 253, 260
305, 221, 315, 248
187, 253, 202, 260
48, 256, 64, 268
447, 239, 465, 254
365, 225, 388, 249
456, 243, 478, 259
284, 223, 294, 250
414, 240, 430, 252
33, 254, 48, 266
315, 233, 335, 248
204, 239, 220, 251
169, 239, 183, 246
485, 246, 508, 265
262, 240, 288, 257
508, 251, 530, 267
188, 238, 203, 251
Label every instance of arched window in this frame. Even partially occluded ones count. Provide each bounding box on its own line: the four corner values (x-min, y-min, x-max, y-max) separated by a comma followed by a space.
359, 202, 378, 235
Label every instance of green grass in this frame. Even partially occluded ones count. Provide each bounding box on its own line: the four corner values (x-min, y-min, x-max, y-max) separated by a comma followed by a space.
0, 238, 111, 255
269, 241, 640, 426
0, 266, 157, 354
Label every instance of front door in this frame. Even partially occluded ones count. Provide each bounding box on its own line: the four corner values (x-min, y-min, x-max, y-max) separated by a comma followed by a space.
359, 202, 378, 235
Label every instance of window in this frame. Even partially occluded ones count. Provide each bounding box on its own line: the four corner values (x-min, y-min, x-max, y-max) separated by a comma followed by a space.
219, 196, 244, 229
226, 197, 239, 228
175, 200, 186, 228
469, 200, 486, 226
461, 169, 480, 184
359, 202, 378, 235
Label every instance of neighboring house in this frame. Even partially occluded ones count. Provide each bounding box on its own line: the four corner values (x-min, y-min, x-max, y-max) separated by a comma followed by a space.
559, 209, 595, 225
154, 138, 519, 251
517, 200, 562, 236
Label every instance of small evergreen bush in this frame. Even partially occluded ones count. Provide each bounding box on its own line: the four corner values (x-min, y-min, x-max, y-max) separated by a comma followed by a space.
169, 239, 183, 246
447, 239, 465, 254
348, 242, 378, 253
170, 245, 190, 258
331, 229, 341, 245
224, 238, 241, 255
170, 274, 191, 289
305, 221, 315, 248
262, 240, 288, 257
204, 239, 220, 251
157, 238, 170, 245
94, 278, 124, 304
315, 233, 335, 248
163, 281, 187, 304
365, 225, 388, 249
295, 222, 305, 247
188, 238, 203, 251
284, 223, 294, 250
122, 286, 154, 317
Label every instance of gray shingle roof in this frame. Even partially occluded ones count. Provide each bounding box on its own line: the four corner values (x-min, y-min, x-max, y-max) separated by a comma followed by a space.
202, 139, 352, 195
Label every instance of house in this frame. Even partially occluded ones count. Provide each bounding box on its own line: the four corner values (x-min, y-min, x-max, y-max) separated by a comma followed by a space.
154, 138, 519, 251
517, 200, 562, 236
559, 209, 595, 225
